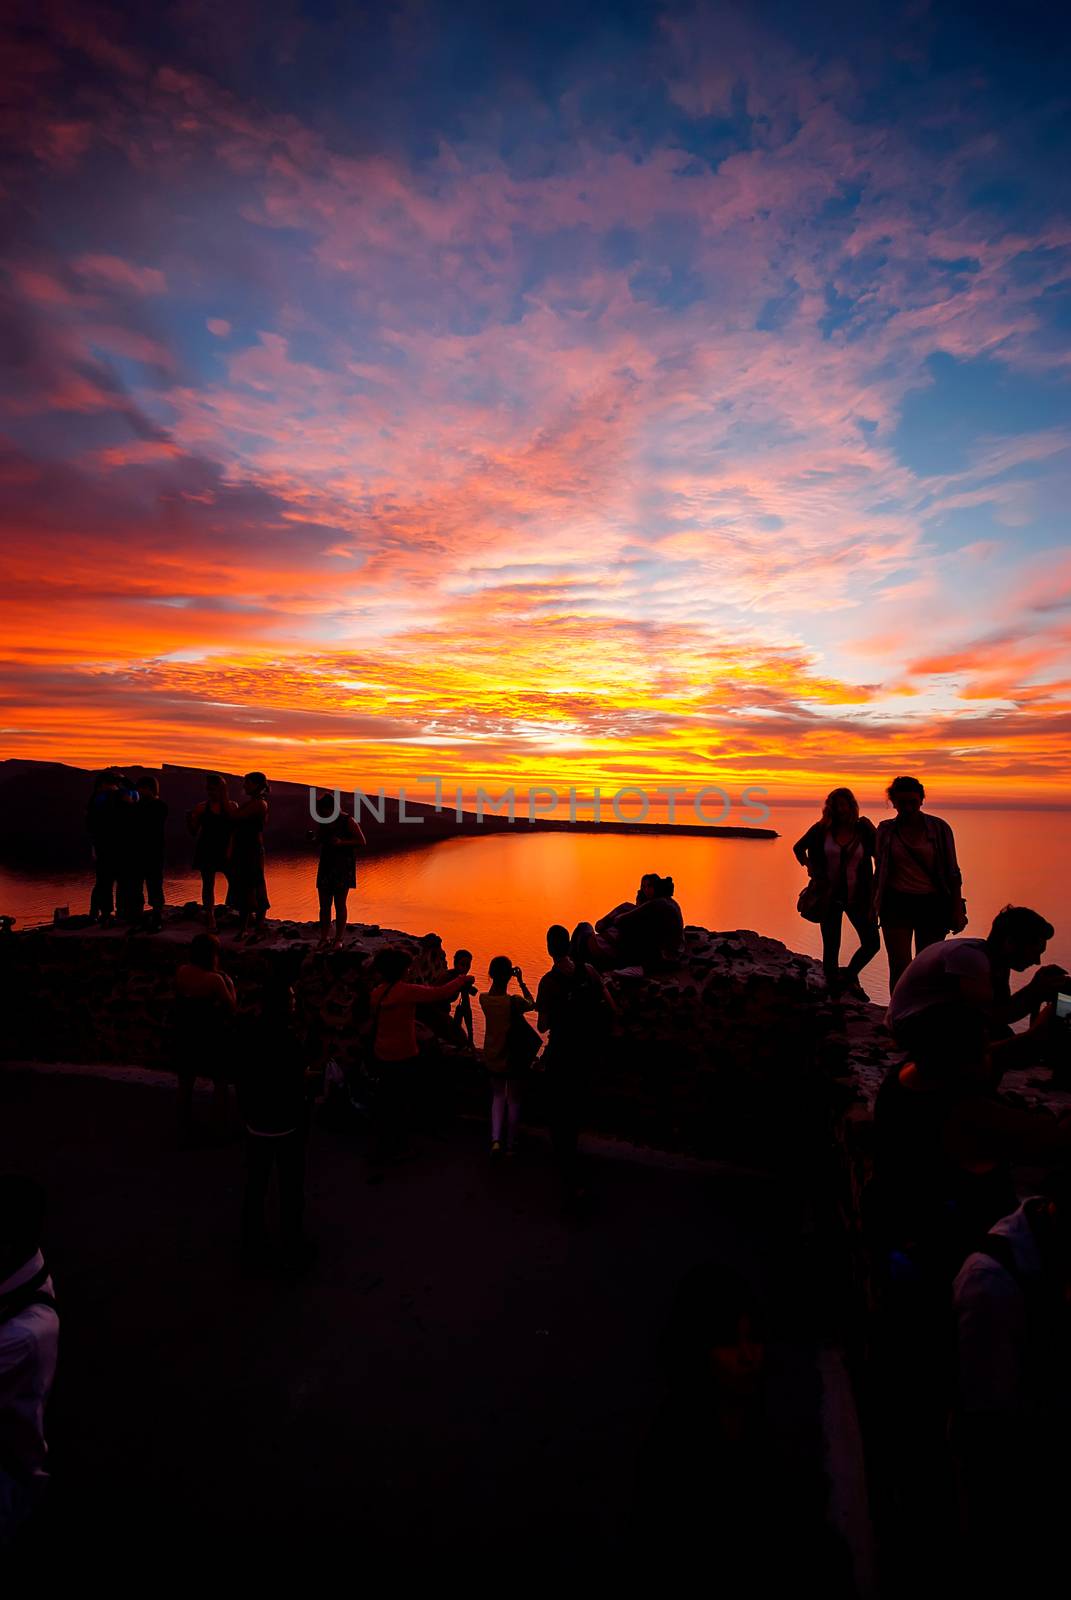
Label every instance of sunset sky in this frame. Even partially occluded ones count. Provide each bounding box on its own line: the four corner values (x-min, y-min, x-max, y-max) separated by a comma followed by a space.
2, 0, 1070, 803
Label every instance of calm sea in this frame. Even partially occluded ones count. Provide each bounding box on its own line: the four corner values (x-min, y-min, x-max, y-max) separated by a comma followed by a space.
2, 805, 1069, 1013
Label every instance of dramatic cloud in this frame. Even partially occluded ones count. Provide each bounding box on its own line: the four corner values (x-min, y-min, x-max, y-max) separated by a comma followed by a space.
1, 0, 1069, 798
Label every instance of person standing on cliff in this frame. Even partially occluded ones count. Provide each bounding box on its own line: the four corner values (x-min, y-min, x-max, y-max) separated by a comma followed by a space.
874, 776, 967, 992
86, 768, 137, 926
226, 773, 270, 943
312, 796, 366, 950
187, 773, 234, 933
793, 788, 879, 999
131, 773, 168, 932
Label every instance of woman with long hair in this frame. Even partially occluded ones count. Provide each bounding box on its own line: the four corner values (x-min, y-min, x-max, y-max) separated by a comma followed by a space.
187, 772, 233, 932
226, 772, 271, 942
874, 776, 966, 994
794, 787, 879, 999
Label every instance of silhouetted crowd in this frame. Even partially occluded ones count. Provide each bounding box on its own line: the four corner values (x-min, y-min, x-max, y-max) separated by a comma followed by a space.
3, 766, 1070, 1584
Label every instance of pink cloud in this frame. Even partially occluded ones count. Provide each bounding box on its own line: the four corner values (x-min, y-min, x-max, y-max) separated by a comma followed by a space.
74, 255, 167, 295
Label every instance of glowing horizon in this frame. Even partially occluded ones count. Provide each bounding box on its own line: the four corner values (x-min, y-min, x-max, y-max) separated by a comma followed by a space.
2, 2, 1070, 804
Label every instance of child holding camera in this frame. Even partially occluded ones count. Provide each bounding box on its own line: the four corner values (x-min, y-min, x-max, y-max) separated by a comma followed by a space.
479, 957, 538, 1156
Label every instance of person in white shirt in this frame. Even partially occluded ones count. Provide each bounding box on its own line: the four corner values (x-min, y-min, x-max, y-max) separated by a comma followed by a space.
0, 1176, 59, 1547
886, 904, 1064, 1072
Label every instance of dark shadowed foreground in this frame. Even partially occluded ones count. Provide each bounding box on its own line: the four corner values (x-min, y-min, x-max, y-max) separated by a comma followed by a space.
0, 1065, 853, 1577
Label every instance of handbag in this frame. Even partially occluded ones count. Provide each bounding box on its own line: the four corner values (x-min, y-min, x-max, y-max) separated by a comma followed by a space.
506, 1006, 543, 1072
796, 879, 829, 923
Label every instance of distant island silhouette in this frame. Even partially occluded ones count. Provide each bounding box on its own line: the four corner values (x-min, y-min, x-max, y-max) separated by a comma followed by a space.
0, 759, 778, 870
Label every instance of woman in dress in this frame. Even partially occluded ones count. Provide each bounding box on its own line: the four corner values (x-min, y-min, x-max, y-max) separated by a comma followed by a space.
874, 775, 967, 994
314, 796, 366, 950
187, 773, 234, 932
793, 787, 880, 999
226, 772, 270, 942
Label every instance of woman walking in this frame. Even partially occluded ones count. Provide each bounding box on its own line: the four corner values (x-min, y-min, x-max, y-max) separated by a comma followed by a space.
313, 796, 366, 949
874, 775, 967, 993
479, 956, 538, 1156
227, 772, 270, 942
793, 787, 880, 999
187, 773, 234, 932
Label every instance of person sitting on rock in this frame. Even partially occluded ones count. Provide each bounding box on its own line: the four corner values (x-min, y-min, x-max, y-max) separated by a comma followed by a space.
172, 933, 237, 1143
580, 874, 683, 973
887, 904, 1065, 1073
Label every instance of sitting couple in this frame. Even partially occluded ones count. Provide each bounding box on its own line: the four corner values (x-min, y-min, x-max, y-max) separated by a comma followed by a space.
576, 872, 684, 975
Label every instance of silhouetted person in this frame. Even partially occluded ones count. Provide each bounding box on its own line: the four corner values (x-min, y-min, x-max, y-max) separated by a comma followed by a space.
479, 956, 537, 1155
581, 872, 683, 973
367, 946, 475, 1171
313, 795, 366, 949
793, 787, 879, 998
875, 776, 966, 992
237, 985, 312, 1273
0, 1175, 58, 1549
536, 924, 615, 1205
226, 772, 270, 941
172, 933, 237, 1143
86, 768, 136, 925
633, 1263, 849, 1585
952, 1170, 1071, 1590
131, 773, 168, 931
449, 949, 475, 1047
186, 773, 233, 932
887, 905, 1064, 1072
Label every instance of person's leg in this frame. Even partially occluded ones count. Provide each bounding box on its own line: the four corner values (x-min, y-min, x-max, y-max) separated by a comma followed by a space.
883, 922, 914, 994
490, 1076, 507, 1146
913, 902, 948, 959
93, 854, 116, 921
201, 869, 217, 931
242, 1133, 273, 1256
317, 887, 332, 946
845, 907, 881, 979
333, 890, 348, 945
146, 862, 165, 926
820, 905, 843, 987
